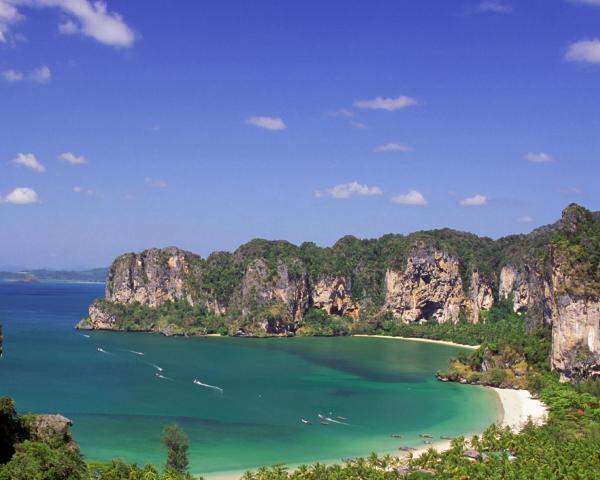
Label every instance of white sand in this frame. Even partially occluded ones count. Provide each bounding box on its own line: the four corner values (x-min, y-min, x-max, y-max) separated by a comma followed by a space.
353, 334, 480, 349
490, 387, 548, 432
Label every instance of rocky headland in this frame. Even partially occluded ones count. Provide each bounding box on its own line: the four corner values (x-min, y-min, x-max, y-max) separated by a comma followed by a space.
79, 204, 600, 380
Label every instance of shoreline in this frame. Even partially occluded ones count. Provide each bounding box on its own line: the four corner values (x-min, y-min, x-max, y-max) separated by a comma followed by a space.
201, 386, 547, 480
353, 334, 480, 349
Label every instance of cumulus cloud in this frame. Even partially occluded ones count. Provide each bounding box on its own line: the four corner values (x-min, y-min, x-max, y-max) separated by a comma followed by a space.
0, 187, 39, 204
460, 194, 488, 206
565, 39, 600, 64
0, 0, 23, 43
246, 116, 286, 131
1, 65, 51, 83
353, 95, 417, 111
145, 177, 167, 188
13, 152, 45, 172
0, 0, 136, 47
59, 151, 87, 165
524, 151, 553, 163
391, 190, 427, 205
316, 181, 383, 199
466, 1, 513, 14
374, 143, 414, 153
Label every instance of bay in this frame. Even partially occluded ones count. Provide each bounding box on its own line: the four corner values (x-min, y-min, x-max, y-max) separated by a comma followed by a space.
0, 282, 499, 476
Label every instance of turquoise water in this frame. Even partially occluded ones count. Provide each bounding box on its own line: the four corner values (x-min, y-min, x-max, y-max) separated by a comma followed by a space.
0, 282, 499, 476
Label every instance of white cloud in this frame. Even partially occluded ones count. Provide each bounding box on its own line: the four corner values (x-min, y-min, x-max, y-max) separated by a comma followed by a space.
59, 151, 87, 165
524, 151, 553, 163
1, 65, 51, 83
0, 0, 135, 47
29, 65, 51, 83
58, 18, 77, 33
246, 116, 286, 131
374, 143, 414, 153
353, 95, 417, 111
316, 181, 383, 199
145, 177, 167, 188
467, 1, 513, 14
460, 194, 488, 206
0, 0, 23, 43
565, 39, 600, 64
391, 190, 427, 205
1, 69, 23, 81
517, 216, 533, 223
73, 185, 93, 194
0, 187, 39, 204
571, 0, 600, 6
13, 152, 45, 172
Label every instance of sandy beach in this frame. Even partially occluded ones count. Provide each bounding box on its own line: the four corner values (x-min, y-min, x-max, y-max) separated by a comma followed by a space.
353, 334, 480, 349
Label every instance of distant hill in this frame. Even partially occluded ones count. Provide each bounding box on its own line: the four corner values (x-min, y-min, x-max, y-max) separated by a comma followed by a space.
0, 268, 107, 283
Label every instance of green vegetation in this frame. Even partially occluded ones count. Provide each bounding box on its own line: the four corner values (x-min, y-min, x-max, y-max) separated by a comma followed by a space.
552, 203, 600, 296
162, 424, 189, 475
0, 399, 194, 480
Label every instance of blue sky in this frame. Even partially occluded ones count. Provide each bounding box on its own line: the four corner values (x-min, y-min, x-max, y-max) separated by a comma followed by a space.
1, 0, 599, 269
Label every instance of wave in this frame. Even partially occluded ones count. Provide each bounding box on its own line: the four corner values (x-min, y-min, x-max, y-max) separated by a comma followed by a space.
193, 379, 223, 393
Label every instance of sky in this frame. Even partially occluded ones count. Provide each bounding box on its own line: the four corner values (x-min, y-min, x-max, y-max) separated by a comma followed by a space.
1, 0, 599, 269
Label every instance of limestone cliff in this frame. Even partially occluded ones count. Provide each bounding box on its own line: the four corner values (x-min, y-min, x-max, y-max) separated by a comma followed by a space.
383, 248, 464, 323
81, 204, 600, 379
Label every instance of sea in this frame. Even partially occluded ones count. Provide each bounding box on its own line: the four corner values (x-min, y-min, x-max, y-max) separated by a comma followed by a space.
0, 281, 499, 476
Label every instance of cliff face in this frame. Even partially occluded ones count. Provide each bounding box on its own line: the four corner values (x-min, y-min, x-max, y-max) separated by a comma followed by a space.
383, 248, 465, 323
82, 204, 600, 379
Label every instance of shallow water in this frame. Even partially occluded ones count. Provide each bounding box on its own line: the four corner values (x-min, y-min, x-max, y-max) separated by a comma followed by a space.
0, 282, 499, 475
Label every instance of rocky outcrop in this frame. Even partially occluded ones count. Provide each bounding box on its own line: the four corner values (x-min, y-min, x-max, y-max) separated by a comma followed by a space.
310, 275, 359, 318
499, 265, 529, 314
384, 248, 465, 323
28, 414, 78, 451
237, 259, 310, 334
467, 270, 494, 323
106, 247, 199, 307
549, 295, 600, 380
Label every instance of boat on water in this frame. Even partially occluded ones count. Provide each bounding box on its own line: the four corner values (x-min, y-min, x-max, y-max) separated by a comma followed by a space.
391, 434, 402, 438
420, 433, 433, 438
301, 418, 312, 425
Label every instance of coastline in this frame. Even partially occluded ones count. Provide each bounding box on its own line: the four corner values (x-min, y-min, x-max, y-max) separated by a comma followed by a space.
353, 334, 480, 350
202, 386, 547, 480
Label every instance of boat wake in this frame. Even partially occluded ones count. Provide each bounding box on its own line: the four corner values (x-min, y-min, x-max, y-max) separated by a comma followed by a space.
318, 413, 349, 425
155, 373, 172, 381
97, 347, 111, 355
150, 364, 163, 372
79, 333, 91, 338
126, 350, 144, 356
193, 379, 223, 393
